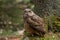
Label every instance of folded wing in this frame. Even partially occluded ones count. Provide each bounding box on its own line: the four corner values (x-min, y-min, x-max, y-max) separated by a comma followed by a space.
26, 15, 46, 34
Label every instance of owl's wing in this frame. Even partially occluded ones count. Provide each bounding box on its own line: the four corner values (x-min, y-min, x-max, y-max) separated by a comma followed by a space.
26, 15, 46, 33
32, 15, 44, 25
27, 14, 45, 26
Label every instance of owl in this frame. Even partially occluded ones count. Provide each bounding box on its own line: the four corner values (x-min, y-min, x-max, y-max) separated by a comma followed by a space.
23, 8, 46, 36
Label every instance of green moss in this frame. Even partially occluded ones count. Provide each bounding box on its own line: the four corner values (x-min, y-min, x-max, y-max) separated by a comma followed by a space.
45, 15, 60, 32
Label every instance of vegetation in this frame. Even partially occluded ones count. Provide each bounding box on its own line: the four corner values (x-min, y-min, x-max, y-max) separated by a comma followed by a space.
0, 0, 60, 40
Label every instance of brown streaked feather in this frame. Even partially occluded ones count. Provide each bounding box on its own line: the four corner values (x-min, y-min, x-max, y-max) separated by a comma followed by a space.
24, 8, 46, 36
26, 17, 46, 33
24, 22, 39, 35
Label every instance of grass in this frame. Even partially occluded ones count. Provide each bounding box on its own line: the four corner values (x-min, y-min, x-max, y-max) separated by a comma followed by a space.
0, 30, 17, 36
0, 30, 60, 40
24, 32, 60, 40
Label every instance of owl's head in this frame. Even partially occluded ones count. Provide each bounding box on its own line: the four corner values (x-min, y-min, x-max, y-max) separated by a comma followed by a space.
24, 8, 35, 17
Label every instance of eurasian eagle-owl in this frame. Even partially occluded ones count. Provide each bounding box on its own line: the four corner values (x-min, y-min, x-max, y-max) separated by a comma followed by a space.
23, 8, 46, 36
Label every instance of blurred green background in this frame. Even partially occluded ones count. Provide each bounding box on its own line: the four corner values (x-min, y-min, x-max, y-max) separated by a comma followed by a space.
0, 0, 60, 40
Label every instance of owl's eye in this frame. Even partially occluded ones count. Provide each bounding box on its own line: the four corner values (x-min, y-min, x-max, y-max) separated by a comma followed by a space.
28, 11, 31, 12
